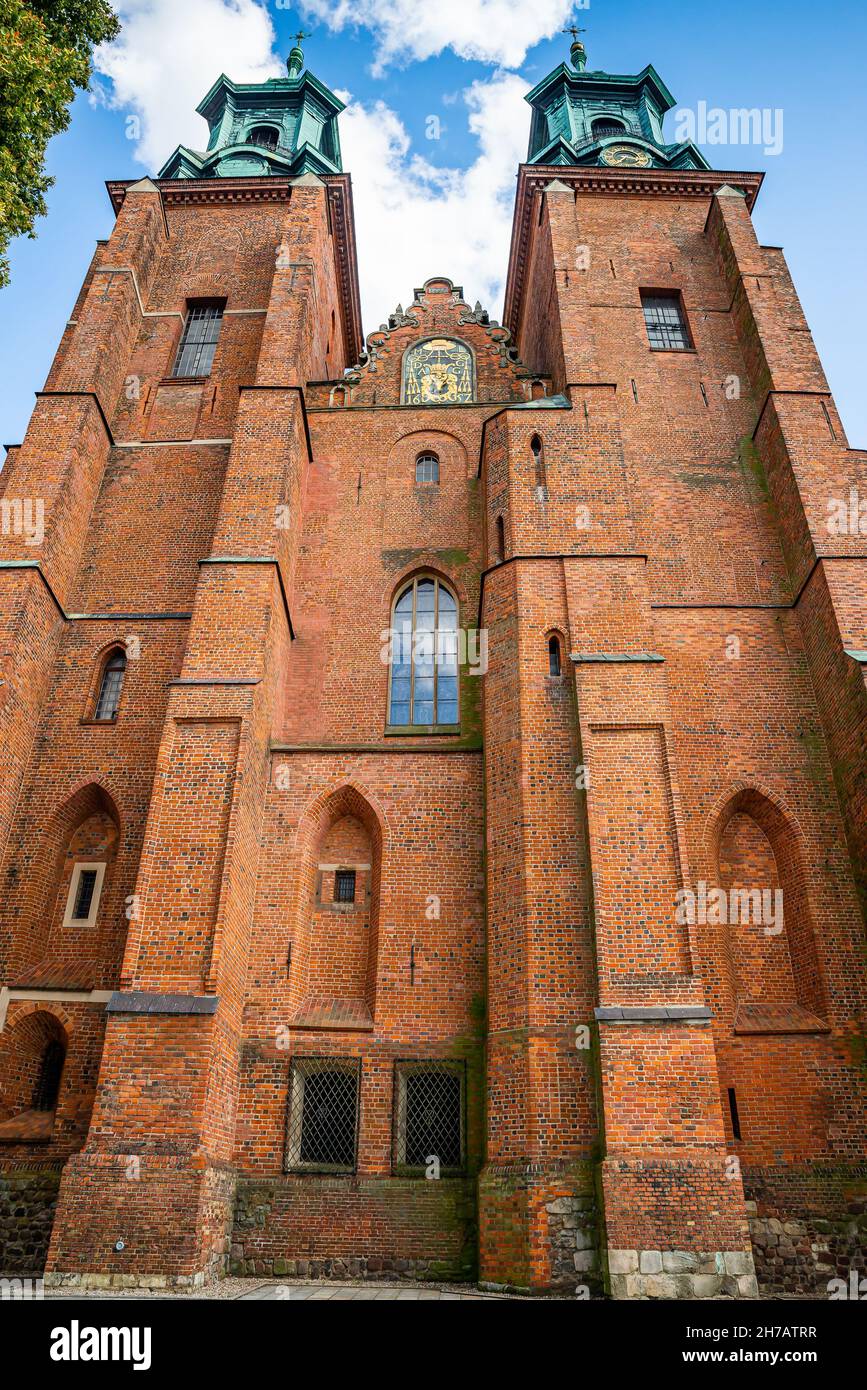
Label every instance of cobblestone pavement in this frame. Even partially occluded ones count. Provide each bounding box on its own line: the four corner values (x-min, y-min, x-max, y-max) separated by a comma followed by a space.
44, 1277, 532, 1301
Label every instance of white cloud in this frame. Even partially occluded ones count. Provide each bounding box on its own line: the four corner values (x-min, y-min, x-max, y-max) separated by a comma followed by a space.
340, 72, 529, 333
93, 0, 282, 171
92, 1, 531, 333
302, 0, 574, 74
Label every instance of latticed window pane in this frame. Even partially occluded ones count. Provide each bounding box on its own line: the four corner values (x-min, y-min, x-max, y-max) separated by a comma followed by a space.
72, 869, 98, 921
173, 302, 224, 377
94, 651, 126, 720
388, 576, 460, 727
395, 1064, 464, 1172
415, 452, 439, 483
334, 869, 356, 903
286, 1059, 360, 1173
641, 293, 691, 350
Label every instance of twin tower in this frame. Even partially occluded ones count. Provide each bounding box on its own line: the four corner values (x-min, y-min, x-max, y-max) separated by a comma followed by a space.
0, 39, 865, 1297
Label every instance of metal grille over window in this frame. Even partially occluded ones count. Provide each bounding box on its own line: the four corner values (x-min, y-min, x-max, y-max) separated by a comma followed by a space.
641, 293, 691, 350
334, 869, 356, 903
415, 452, 439, 483
389, 575, 459, 727
72, 869, 99, 921
173, 302, 224, 377
285, 1058, 360, 1173
394, 1063, 464, 1173
94, 650, 126, 721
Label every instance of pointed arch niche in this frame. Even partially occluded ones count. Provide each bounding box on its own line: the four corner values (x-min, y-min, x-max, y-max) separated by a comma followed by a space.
8, 783, 123, 990
288, 785, 384, 1030
711, 787, 826, 1034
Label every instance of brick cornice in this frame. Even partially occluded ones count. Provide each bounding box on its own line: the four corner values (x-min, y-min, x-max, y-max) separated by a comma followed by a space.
106, 173, 364, 369
503, 164, 765, 340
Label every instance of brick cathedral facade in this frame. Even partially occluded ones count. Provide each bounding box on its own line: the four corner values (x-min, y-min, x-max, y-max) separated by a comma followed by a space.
0, 38, 865, 1297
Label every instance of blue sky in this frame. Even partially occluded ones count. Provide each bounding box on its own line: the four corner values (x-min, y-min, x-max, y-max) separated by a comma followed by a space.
2, 0, 866, 449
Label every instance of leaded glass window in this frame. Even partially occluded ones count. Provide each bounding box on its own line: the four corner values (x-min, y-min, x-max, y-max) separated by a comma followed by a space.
402, 339, 474, 405
641, 292, 692, 351
415, 452, 439, 483
173, 301, 224, 377
388, 576, 459, 728
94, 649, 126, 721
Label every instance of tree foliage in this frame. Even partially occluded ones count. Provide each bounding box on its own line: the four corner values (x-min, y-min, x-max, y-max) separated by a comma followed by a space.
0, 0, 119, 285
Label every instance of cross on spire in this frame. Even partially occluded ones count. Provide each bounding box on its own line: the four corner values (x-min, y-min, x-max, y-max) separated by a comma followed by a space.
562, 24, 586, 42
293, 29, 309, 47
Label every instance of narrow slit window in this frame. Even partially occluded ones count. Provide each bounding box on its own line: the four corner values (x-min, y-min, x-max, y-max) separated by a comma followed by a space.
63, 862, 106, 929
548, 635, 562, 677
72, 869, 98, 921
495, 516, 505, 563
32, 1040, 65, 1112
172, 302, 224, 378
334, 869, 356, 904
728, 1086, 742, 1141
94, 649, 126, 721
641, 292, 692, 351
531, 434, 546, 496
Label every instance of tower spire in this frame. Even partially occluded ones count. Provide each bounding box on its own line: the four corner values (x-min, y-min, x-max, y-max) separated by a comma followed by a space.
562, 23, 587, 72
287, 29, 310, 78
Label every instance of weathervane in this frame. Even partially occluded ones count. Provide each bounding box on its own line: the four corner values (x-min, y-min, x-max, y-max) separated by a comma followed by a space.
562, 22, 588, 71
287, 28, 311, 77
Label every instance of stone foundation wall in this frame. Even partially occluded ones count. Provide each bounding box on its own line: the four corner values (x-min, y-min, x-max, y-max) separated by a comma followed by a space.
745, 1163, 867, 1296
0, 1162, 64, 1275
607, 1248, 758, 1299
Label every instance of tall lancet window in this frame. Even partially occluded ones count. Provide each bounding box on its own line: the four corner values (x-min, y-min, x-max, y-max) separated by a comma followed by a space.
388, 576, 459, 728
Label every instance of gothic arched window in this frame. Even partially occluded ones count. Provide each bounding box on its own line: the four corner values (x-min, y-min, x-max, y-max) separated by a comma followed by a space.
94, 648, 126, 722
388, 576, 459, 727
402, 339, 474, 405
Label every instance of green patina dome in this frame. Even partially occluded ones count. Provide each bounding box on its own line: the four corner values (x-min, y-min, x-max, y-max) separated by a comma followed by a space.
158, 40, 343, 180
525, 39, 709, 171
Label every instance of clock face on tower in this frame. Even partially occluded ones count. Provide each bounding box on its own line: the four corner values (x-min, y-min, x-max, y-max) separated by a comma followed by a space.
600, 143, 653, 168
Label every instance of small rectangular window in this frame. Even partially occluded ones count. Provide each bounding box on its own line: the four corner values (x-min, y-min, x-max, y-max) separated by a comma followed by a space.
172, 301, 224, 377
72, 869, 98, 921
285, 1058, 360, 1173
63, 862, 107, 929
641, 292, 692, 351
394, 1062, 465, 1174
334, 869, 356, 903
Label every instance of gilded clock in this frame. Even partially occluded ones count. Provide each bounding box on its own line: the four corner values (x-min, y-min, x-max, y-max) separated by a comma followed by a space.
601, 144, 653, 168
